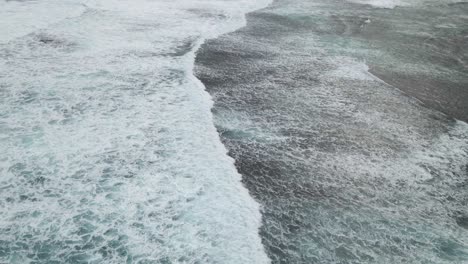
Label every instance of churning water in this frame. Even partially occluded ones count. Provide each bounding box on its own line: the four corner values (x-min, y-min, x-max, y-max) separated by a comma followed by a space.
2, 0, 468, 263
0, 0, 271, 263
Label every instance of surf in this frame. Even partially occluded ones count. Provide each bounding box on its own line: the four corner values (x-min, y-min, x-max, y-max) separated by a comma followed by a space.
0, 0, 271, 263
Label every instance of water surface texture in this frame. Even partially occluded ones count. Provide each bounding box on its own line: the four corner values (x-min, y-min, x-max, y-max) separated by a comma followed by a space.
195, 0, 468, 263
0, 0, 271, 263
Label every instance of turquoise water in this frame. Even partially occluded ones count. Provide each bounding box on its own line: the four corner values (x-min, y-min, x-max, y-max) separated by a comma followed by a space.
0, 0, 271, 263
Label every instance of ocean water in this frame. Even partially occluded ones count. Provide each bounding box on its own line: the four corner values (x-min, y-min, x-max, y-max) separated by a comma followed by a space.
347, 0, 464, 8
2, 0, 468, 263
0, 0, 271, 263
195, 0, 468, 263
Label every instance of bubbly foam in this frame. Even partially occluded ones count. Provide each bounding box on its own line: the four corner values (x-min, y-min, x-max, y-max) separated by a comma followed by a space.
0, 0, 271, 262
346, 0, 466, 8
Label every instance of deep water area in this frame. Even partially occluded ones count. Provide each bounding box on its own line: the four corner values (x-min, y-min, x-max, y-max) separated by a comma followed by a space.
195, 0, 468, 263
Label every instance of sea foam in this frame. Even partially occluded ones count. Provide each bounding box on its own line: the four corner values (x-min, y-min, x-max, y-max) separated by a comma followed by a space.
346, 0, 466, 8
0, 0, 271, 263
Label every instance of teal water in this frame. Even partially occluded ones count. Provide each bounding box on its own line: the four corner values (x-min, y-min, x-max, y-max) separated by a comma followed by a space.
0, 0, 272, 263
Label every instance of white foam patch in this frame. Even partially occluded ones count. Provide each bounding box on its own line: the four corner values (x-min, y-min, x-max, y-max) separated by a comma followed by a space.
346, 0, 466, 8
325, 57, 375, 81
0, 0, 271, 263
346, 0, 408, 8
0, 0, 86, 44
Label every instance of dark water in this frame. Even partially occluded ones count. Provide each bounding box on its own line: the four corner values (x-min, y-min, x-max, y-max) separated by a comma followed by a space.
195, 0, 468, 263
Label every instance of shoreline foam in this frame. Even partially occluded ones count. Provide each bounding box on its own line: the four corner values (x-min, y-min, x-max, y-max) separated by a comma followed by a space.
0, 0, 273, 262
